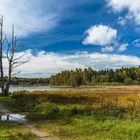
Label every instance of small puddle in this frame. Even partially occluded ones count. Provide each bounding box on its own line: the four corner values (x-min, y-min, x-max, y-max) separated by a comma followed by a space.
0, 114, 27, 123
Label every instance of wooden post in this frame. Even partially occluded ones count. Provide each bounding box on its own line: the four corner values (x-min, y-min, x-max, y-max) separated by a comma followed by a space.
7, 115, 10, 121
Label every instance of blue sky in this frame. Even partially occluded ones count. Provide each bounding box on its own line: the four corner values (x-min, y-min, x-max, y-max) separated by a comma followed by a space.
20, 0, 140, 55
1, 0, 140, 77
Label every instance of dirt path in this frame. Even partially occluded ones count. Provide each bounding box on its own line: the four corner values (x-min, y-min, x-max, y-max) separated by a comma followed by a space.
0, 103, 57, 140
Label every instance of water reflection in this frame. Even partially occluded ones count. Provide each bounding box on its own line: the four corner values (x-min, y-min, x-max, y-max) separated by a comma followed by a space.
10, 86, 64, 92
0, 114, 27, 123
10, 85, 112, 92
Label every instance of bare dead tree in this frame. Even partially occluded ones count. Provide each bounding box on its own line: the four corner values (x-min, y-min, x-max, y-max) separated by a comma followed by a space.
4, 25, 28, 95
0, 16, 4, 94
0, 17, 28, 95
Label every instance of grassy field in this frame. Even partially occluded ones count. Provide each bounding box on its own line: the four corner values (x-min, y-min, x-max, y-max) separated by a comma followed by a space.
0, 122, 36, 140
0, 87, 140, 140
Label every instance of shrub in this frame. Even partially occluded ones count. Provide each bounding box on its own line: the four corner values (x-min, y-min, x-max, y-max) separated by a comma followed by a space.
35, 103, 60, 119
124, 78, 133, 85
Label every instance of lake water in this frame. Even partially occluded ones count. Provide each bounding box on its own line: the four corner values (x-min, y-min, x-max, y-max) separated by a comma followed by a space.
9, 85, 113, 92
0, 114, 27, 123
10, 85, 62, 92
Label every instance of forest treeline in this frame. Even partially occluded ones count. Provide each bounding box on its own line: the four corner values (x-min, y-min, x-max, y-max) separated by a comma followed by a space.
48, 67, 140, 87
10, 66, 140, 86
10, 77, 49, 86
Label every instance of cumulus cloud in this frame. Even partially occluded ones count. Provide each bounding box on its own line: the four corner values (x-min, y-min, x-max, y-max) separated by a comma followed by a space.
107, 0, 140, 25
131, 39, 140, 47
83, 24, 128, 52
0, 0, 68, 37
83, 25, 117, 46
101, 46, 114, 53
3, 50, 140, 78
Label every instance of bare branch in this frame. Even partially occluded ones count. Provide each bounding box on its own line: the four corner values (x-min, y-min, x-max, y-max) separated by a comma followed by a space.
5, 37, 12, 61
12, 71, 21, 77
13, 52, 29, 62
12, 60, 29, 69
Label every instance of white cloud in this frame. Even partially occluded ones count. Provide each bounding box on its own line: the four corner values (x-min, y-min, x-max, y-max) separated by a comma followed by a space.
3, 50, 85, 78
0, 0, 66, 37
83, 24, 128, 52
101, 46, 114, 53
83, 25, 117, 46
0, 0, 92, 37
107, 0, 140, 25
101, 43, 128, 53
118, 17, 126, 26
3, 50, 140, 78
118, 43, 128, 52
132, 39, 140, 47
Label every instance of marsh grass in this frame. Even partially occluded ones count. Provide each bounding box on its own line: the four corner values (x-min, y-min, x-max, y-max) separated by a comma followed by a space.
11, 90, 140, 119
1, 88, 140, 140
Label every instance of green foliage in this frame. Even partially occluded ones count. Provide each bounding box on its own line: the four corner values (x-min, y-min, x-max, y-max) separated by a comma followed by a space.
133, 80, 140, 85
124, 78, 133, 85
48, 66, 140, 86
10, 77, 49, 86
35, 103, 60, 119
8, 66, 140, 87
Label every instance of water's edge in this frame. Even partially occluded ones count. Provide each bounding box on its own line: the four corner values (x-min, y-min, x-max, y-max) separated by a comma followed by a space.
9, 85, 114, 92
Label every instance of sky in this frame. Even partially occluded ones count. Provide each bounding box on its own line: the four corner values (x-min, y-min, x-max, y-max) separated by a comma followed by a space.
1, 0, 140, 77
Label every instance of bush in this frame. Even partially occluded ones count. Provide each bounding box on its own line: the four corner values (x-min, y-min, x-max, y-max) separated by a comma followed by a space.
35, 103, 60, 119
124, 78, 133, 85
110, 82, 121, 86
133, 80, 140, 85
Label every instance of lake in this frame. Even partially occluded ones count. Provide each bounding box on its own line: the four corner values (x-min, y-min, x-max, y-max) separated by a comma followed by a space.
10, 85, 63, 92
9, 85, 115, 92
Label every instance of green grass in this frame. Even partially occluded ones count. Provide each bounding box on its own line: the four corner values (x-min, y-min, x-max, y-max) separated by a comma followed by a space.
0, 89, 140, 140
0, 122, 36, 140
37, 117, 140, 140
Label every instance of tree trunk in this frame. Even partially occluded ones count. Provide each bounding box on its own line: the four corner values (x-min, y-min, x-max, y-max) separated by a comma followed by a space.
4, 62, 12, 95
0, 17, 4, 94
4, 82, 10, 96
